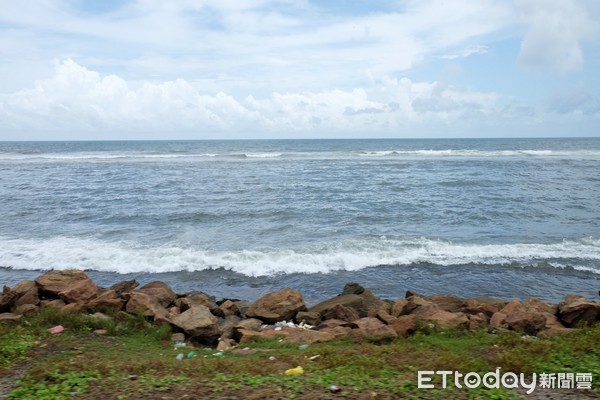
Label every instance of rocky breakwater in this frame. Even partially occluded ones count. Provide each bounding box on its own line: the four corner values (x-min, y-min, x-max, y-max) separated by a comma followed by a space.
1, 270, 599, 348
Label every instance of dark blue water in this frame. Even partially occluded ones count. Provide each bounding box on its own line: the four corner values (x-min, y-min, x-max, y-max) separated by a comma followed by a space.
1, 138, 598, 303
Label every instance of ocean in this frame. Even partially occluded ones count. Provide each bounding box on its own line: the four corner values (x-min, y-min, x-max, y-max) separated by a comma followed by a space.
0, 138, 598, 305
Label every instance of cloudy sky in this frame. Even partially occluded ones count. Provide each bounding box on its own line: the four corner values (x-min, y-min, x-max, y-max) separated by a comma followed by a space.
1, 0, 599, 140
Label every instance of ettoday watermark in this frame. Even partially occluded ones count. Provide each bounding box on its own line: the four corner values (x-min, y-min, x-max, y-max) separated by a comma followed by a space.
418, 369, 593, 394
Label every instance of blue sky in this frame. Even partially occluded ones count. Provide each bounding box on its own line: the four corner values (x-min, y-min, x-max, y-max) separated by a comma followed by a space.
0, 0, 599, 139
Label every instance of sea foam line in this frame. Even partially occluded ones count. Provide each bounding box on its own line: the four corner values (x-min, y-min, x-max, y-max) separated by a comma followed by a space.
0, 236, 598, 276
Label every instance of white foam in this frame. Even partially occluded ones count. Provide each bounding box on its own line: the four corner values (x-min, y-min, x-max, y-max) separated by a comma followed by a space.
0, 236, 598, 276
2, 149, 600, 163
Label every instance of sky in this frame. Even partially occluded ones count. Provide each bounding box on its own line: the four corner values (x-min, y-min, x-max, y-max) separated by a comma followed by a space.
0, 0, 599, 140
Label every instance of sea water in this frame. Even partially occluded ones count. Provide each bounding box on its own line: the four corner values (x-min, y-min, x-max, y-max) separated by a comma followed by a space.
0, 138, 598, 304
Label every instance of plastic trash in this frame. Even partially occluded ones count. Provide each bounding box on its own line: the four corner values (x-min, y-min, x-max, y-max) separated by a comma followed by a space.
284, 366, 304, 376
213, 351, 224, 358
298, 344, 309, 350
187, 351, 196, 358
269, 356, 276, 361
308, 354, 320, 360
48, 325, 64, 334
329, 385, 342, 393
174, 341, 186, 349
176, 353, 184, 361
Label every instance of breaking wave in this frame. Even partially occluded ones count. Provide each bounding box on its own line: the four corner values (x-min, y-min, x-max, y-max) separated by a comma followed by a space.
1, 236, 598, 276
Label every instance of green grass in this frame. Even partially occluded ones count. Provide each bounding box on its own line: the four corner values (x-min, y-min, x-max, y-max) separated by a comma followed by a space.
1, 312, 598, 399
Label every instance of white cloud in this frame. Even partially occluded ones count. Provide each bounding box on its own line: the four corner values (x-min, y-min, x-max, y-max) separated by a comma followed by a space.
0, 59, 506, 138
515, 0, 599, 72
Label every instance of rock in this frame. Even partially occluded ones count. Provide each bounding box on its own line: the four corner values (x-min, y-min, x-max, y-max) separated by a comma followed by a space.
310, 290, 383, 319
0, 313, 22, 323
170, 305, 222, 339
341, 283, 365, 295
218, 300, 240, 317
125, 291, 168, 318
323, 304, 359, 322
523, 298, 557, 314
233, 300, 250, 316
391, 299, 408, 317
537, 313, 573, 338
353, 317, 397, 341
15, 304, 39, 314
467, 313, 488, 331
490, 299, 546, 335
35, 270, 91, 296
235, 318, 263, 332
216, 338, 236, 351
15, 286, 40, 307
425, 296, 466, 313
245, 288, 307, 323
87, 289, 125, 312
413, 306, 469, 330
403, 295, 431, 315
374, 310, 396, 325
11, 280, 37, 297
59, 278, 99, 304
176, 293, 218, 312
0, 286, 19, 312
236, 328, 263, 344
219, 315, 242, 340
319, 325, 352, 340
463, 298, 505, 318
316, 319, 358, 330
138, 281, 177, 308
558, 295, 600, 327
109, 279, 139, 295
389, 314, 419, 337
238, 326, 336, 345
41, 299, 66, 309
295, 311, 321, 326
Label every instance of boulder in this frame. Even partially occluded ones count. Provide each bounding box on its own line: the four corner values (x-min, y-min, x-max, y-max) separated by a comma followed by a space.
463, 298, 505, 318
59, 278, 98, 304
310, 290, 383, 319
558, 295, 600, 327
353, 317, 397, 341
425, 296, 466, 313
87, 289, 125, 312
170, 305, 222, 339
15, 286, 40, 307
125, 291, 168, 318
245, 288, 307, 323
0, 313, 22, 323
467, 313, 488, 331
390, 314, 420, 337
218, 300, 240, 317
489, 299, 546, 335
219, 315, 242, 340
35, 270, 91, 296
138, 281, 176, 308
237, 326, 336, 345
235, 318, 263, 332
413, 305, 469, 330
41, 299, 66, 309
391, 299, 408, 317
15, 304, 39, 314
0, 286, 18, 312
175, 293, 218, 312
295, 311, 321, 326
322, 304, 359, 322
402, 295, 430, 315
341, 282, 365, 295
316, 319, 357, 330
109, 279, 139, 295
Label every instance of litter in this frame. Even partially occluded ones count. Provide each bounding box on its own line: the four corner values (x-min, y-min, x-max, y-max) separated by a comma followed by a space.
308, 354, 321, 360
329, 385, 342, 393
175, 353, 184, 361
298, 344, 309, 350
48, 325, 64, 334
187, 351, 196, 358
284, 366, 304, 375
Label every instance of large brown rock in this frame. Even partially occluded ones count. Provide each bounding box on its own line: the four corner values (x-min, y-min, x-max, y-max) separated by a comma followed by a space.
463, 298, 505, 318
0, 286, 18, 312
176, 293, 218, 312
558, 295, 600, 327
15, 286, 40, 307
170, 305, 222, 339
322, 304, 359, 322
35, 270, 91, 296
110, 279, 139, 295
59, 278, 98, 304
310, 290, 384, 319
295, 311, 321, 325
245, 288, 307, 323
0, 313, 22, 323
125, 291, 168, 318
425, 296, 466, 313
389, 314, 420, 337
412, 305, 469, 329
353, 317, 397, 340
490, 299, 546, 335
138, 281, 176, 308
87, 289, 125, 312
237, 326, 336, 345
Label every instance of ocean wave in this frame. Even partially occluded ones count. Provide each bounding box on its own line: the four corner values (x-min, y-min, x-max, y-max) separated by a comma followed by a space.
1, 149, 600, 162
0, 236, 598, 276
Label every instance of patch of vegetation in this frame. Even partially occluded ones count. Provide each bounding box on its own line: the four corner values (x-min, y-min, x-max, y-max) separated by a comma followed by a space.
1, 313, 598, 399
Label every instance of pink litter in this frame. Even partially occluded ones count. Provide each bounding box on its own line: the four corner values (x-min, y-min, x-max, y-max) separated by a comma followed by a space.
48, 325, 64, 334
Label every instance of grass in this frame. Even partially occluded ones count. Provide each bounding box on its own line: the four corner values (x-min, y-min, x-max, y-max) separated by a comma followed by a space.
1, 311, 598, 399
